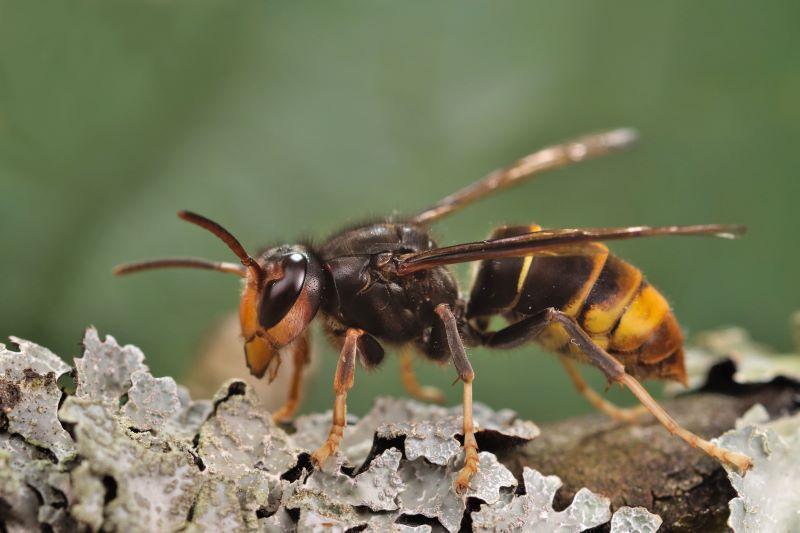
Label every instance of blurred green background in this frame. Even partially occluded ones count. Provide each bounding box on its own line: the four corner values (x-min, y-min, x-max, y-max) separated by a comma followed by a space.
1, 1, 798, 422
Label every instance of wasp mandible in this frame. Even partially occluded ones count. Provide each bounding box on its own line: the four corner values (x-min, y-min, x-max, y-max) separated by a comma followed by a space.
115, 129, 753, 491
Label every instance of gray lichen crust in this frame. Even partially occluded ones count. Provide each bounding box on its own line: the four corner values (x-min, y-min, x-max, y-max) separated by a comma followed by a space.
74, 329, 148, 403
291, 396, 538, 468
714, 405, 800, 532
60, 397, 203, 532
0, 337, 74, 461
1, 325, 798, 531
609, 506, 663, 533
0, 328, 548, 532
471, 468, 611, 532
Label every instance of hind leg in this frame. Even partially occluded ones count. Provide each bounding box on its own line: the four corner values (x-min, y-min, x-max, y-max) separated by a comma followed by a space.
399, 347, 446, 404
485, 308, 753, 473
559, 356, 648, 423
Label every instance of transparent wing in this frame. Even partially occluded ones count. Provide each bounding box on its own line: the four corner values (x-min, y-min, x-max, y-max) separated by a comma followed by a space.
394, 224, 745, 275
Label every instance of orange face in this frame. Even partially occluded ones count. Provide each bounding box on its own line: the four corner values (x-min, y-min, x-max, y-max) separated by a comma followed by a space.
239, 247, 324, 380
111, 212, 326, 382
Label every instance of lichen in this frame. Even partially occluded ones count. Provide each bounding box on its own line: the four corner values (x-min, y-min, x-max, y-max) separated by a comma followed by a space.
74, 328, 147, 404
0, 337, 74, 461
121, 370, 182, 432
0, 434, 42, 532
197, 379, 298, 479
714, 404, 800, 532
293, 396, 539, 467
184, 477, 246, 532
60, 397, 203, 531
69, 463, 104, 532
609, 506, 663, 533
471, 467, 611, 532
3, 324, 799, 531
0, 330, 545, 531
304, 448, 403, 512
163, 385, 213, 441
400, 451, 516, 532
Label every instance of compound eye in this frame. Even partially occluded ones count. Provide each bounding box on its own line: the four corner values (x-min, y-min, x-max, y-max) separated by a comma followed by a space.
258, 253, 307, 329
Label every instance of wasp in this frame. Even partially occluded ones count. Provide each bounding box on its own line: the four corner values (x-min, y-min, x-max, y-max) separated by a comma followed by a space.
114, 129, 753, 491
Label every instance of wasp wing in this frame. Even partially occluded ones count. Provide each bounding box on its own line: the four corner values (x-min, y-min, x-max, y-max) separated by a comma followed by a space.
394, 224, 745, 275
411, 128, 639, 224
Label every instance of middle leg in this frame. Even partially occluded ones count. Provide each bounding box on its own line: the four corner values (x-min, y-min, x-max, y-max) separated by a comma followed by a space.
435, 304, 478, 493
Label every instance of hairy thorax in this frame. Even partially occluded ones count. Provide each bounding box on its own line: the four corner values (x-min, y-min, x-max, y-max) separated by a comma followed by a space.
318, 222, 460, 344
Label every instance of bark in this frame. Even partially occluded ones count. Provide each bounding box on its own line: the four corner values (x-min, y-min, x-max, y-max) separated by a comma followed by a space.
495, 362, 800, 532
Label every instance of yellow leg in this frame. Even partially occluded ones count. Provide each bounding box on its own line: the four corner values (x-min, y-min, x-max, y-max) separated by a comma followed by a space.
559, 356, 648, 423
272, 332, 311, 423
434, 304, 479, 493
400, 347, 446, 404
455, 378, 479, 494
619, 373, 752, 472
311, 329, 360, 466
543, 311, 752, 472
487, 308, 752, 473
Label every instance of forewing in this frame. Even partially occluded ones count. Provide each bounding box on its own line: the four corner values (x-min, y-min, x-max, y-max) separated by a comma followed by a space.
395, 224, 744, 275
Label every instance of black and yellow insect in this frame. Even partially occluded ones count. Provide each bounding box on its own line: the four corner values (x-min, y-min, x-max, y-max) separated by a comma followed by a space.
467, 224, 686, 385
114, 128, 752, 492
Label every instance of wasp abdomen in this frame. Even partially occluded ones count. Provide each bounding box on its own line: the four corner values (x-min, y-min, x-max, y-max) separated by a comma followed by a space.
467, 225, 686, 383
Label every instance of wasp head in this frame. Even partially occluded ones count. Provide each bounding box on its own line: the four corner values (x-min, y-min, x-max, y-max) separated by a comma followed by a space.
240, 244, 323, 380
113, 211, 324, 382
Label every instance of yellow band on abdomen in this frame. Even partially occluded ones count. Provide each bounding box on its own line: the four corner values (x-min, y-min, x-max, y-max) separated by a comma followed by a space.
610, 284, 669, 352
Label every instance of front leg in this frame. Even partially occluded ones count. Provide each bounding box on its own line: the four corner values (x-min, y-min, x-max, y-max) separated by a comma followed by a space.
434, 304, 477, 494
310, 328, 362, 466
272, 331, 311, 423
